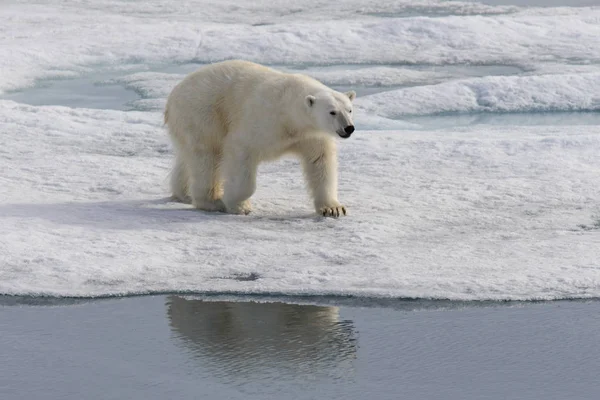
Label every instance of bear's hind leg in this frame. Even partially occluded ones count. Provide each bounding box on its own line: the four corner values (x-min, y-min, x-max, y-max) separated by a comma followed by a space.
221, 143, 257, 215
170, 155, 191, 204
185, 147, 225, 212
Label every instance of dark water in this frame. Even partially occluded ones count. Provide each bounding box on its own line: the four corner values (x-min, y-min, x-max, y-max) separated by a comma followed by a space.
2, 296, 600, 400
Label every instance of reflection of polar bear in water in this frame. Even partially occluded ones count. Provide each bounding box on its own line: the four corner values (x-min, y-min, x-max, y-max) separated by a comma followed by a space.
164, 60, 356, 217
166, 296, 357, 381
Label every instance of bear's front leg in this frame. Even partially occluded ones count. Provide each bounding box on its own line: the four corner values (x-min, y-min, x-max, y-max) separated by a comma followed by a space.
297, 138, 347, 218
221, 145, 257, 215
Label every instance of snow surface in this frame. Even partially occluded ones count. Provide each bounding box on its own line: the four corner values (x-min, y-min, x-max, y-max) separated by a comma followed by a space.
360, 73, 600, 117
1, 0, 600, 300
2, 1, 600, 95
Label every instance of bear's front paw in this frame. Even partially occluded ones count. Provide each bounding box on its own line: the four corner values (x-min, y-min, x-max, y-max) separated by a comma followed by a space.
192, 198, 226, 212
224, 200, 252, 215
318, 204, 347, 218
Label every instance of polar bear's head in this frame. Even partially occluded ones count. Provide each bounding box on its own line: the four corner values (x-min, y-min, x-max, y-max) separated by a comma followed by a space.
305, 90, 356, 139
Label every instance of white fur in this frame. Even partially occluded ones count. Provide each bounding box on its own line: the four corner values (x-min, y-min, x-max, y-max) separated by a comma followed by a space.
164, 60, 356, 217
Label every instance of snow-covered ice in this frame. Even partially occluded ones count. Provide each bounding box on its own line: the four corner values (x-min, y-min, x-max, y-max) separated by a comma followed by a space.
1, 0, 600, 300
3, 1, 600, 95
360, 73, 600, 117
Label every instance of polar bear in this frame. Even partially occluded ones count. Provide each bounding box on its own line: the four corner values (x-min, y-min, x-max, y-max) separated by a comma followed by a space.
164, 60, 356, 217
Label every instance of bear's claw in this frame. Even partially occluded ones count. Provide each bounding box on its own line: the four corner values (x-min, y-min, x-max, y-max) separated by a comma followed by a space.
319, 205, 346, 218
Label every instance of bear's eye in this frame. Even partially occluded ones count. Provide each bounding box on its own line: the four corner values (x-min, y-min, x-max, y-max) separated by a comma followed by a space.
348, 110, 352, 113
330, 111, 336, 116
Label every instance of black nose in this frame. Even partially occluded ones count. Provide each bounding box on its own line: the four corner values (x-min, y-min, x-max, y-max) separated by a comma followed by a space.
344, 125, 355, 134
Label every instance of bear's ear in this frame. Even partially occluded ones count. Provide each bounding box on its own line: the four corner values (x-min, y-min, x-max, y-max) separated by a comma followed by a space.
305, 95, 316, 108
345, 90, 357, 102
